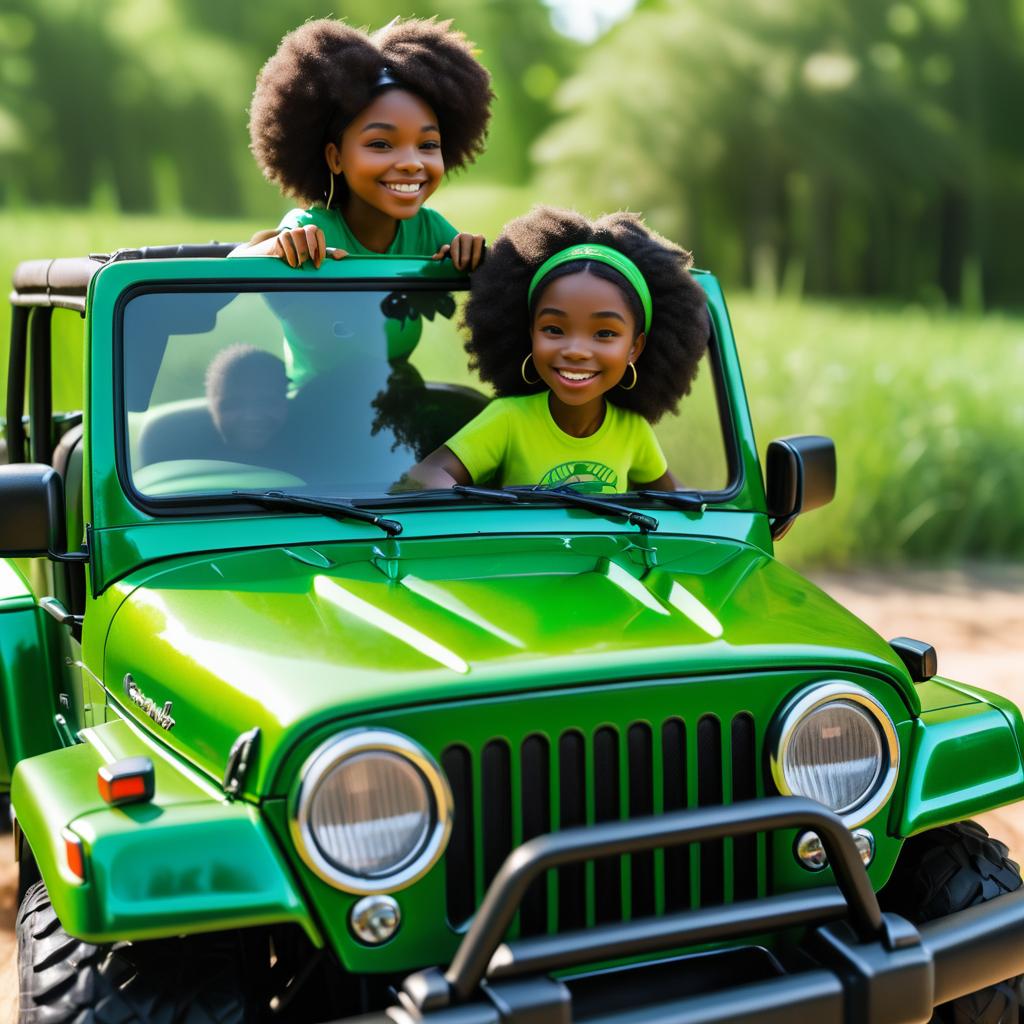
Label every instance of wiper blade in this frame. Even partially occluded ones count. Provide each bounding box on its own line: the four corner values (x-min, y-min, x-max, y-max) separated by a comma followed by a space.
633, 489, 706, 512
231, 490, 402, 536
451, 484, 521, 504
510, 485, 659, 533
452, 482, 659, 532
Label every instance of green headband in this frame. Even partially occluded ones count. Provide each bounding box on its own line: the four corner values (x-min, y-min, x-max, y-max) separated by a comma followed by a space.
527, 243, 653, 334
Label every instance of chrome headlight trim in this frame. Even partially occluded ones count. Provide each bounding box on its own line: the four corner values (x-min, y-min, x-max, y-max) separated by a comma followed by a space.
290, 728, 453, 895
769, 681, 899, 827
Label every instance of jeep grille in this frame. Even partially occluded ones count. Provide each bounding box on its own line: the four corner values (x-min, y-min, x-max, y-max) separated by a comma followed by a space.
441, 713, 763, 934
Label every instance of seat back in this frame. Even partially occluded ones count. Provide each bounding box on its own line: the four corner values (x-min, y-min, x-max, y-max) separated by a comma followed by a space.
136, 398, 222, 467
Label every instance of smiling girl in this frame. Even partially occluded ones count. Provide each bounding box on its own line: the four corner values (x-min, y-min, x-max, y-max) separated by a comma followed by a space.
236, 18, 492, 273
408, 207, 710, 493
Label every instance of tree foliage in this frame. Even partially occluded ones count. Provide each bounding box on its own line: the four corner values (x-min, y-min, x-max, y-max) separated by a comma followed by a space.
534, 0, 1024, 306
0, 0, 572, 217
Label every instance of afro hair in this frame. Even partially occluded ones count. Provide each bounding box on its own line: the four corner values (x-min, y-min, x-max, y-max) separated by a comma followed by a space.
248, 18, 493, 206
462, 207, 711, 424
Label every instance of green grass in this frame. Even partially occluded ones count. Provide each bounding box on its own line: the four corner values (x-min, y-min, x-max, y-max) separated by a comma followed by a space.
2, 199, 1021, 568
729, 294, 1024, 567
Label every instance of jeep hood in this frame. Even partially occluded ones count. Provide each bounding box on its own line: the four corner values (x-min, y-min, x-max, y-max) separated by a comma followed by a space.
104, 533, 913, 791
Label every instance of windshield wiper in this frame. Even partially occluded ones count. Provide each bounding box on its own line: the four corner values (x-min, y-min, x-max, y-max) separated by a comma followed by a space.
633, 489, 706, 512
453, 482, 659, 531
518, 485, 659, 532
451, 484, 521, 504
230, 490, 403, 536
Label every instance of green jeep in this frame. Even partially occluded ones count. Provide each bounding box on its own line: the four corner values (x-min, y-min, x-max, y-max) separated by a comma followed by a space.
3, 247, 1024, 1024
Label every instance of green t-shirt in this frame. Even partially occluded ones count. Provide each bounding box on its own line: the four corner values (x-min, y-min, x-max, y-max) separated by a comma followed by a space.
278, 205, 457, 257
274, 206, 459, 387
446, 392, 668, 493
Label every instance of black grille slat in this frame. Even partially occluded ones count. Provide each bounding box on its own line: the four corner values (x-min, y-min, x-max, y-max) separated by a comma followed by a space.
481, 740, 512, 889
731, 714, 758, 900
520, 734, 551, 936
628, 723, 655, 917
558, 730, 587, 930
593, 727, 621, 924
442, 745, 476, 926
697, 716, 725, 906
661, 718, 690, 911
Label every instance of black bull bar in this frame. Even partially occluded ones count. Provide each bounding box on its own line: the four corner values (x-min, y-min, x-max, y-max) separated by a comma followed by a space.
334, 797, 1024, 1023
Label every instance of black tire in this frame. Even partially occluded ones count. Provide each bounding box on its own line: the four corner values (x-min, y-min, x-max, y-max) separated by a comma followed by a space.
881, 820, 1024, 1023
18, 879, 249, 1024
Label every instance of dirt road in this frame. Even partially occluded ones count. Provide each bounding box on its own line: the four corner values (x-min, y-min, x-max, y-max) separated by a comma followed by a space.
1, 566, 1021, 1019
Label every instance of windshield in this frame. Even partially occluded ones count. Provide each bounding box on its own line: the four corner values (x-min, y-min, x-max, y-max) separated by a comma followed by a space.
120, 283, 732, 503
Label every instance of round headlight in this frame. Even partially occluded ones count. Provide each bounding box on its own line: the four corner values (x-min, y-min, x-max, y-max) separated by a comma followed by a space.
291, 730, 453, 894
770, 682, 899, 826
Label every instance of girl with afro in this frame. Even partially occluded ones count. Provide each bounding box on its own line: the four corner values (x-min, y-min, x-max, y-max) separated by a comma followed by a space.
408, 207, 710, 494
235, 18, 492, 275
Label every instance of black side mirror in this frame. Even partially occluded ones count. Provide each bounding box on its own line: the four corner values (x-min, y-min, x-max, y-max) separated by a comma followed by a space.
766, 435, 836, 540
0, 463, 67, 556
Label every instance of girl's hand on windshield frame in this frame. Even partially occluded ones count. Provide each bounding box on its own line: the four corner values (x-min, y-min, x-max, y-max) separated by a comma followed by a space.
433, 233, 486, 271
228, 227, 347, 267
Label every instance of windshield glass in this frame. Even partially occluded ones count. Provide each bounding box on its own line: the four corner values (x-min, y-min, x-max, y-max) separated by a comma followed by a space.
121, 284, 732, 502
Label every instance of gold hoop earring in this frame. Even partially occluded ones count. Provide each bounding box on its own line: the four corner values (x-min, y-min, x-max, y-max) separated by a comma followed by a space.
326, 169, 335, 210
521, 353, 540, 385
619, 362, 638, 390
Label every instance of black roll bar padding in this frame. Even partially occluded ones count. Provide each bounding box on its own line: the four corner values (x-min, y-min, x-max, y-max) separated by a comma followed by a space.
29, 305, 53, 466
10, 257, 99, 312
6, 306, 29, 463
442, 797, 883, 1003
920, 886, 1024, 1005
487, 888, 850, 982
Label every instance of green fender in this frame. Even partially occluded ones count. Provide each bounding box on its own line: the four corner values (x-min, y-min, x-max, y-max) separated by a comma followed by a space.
893, 678, 1024, 837
11, 717, 319, 945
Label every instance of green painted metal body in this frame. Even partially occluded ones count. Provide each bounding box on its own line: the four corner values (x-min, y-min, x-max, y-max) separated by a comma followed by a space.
3, 254, 1023, 978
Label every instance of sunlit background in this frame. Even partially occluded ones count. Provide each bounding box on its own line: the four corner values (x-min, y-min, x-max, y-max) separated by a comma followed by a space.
1, 0, 1022, 568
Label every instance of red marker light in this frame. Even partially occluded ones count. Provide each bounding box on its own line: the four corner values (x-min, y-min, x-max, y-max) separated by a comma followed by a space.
97, 756, 155, 806
62, 829, 85, 881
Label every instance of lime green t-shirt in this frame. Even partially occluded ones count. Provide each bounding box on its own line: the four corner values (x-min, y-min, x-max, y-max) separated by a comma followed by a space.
446, 392, 668, 493
274, 206, 459, 387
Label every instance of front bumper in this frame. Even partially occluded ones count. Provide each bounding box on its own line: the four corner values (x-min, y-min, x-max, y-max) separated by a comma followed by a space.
330, 797, 1024, 1024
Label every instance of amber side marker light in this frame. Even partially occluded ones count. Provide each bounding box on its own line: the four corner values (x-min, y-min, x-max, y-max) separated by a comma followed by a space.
62, 828, 86, 881
97, 756, 155, 805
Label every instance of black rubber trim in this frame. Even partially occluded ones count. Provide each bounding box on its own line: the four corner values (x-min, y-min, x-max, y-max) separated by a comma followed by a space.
6, 306, 29, 463
441, 745, 475, 928
661, 717, 689, 912
557, 730, 587, 932
697, 715, 724, 906
519, 734, 551, 937
481, 740, 512, 890
593, 727, 621, 925
29, 307, 53, 466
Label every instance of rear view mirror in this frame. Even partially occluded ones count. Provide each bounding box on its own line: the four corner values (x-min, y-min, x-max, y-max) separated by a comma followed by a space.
766, 435, 836, 540
0, 463, 66, 556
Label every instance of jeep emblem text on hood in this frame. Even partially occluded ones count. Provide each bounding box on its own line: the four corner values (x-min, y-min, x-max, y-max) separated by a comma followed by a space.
123, 673, 176, 730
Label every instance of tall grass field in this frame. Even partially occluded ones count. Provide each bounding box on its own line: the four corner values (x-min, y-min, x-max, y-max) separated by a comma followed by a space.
2, 199, 1022, 568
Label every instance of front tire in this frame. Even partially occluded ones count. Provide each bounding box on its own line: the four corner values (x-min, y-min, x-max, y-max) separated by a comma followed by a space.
18, 880, 248, 1023
881, 820, 1024, 1023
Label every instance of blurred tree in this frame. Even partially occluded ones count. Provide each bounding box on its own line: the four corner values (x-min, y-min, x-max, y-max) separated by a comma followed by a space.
534, 0, 1024, 307
0, 0, 572, 216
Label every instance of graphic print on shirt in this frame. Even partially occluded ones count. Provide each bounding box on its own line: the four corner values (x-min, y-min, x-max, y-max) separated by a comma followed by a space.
540, 461, 619, 493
